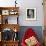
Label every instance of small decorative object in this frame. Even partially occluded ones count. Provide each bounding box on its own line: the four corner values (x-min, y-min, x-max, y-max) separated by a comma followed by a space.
10, 11, 18, 15
13, 28, 18, 41
14, 12, 18, 14
10, 10, 14, 15
10, 10, 18, 15
13, 32, 18, 41
26, 8, 36, 20
15, 0, 17, 7
2, 10, 9, 15
10, 12, 14, 15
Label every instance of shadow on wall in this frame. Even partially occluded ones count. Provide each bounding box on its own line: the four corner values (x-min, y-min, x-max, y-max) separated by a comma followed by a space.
18, 26, 43, 44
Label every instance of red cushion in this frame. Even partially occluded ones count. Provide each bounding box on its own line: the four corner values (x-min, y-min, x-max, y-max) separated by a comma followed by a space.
21, 28, 41, 46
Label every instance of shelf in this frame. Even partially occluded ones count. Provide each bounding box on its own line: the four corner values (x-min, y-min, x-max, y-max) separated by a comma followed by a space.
1, 7, 19, 16
1, 40, 19, 46
0, 7, 19, 46
2, 40, 19, 43
0, 7, 19, 24
0, 7, 19, 10
1, 13, 19, 16
0, 24, 20, 32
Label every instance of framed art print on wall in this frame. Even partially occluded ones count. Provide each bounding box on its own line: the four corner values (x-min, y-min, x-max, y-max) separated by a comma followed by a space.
26, 8, 36, 20
2, 10, 9, 15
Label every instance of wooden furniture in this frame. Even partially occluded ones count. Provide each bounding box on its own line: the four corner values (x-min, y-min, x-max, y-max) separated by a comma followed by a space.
2, 41, 19, 46
44, 27, 46, 46
43, 0, 46, 46
0, 7, 19, 46
0, 24, 19, 32
0, 7, 19, 24
0, 42, 2, 46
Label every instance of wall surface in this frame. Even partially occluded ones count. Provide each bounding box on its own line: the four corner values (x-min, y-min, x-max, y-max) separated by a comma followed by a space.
0, 0, 44, 26
0, 0, 44, 45
18, 0, 44, 26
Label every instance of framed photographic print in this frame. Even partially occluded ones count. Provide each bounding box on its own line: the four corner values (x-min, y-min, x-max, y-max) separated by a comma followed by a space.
2, 10, 9, 15
26, 8, 36, 20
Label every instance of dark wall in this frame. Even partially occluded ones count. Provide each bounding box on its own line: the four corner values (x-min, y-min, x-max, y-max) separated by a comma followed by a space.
18, 26, 43, 43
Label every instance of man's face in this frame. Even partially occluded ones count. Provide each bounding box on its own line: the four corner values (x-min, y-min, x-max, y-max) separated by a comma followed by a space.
29, 10, 33, 16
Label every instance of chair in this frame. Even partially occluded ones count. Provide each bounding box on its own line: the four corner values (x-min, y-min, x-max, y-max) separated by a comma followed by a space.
21, 28, 41, 46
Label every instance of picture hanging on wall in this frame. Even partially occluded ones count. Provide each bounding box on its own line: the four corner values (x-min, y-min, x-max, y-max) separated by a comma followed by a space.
26, 8, 36, 20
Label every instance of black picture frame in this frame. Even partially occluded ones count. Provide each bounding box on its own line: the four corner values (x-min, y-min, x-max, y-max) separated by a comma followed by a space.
26, 8, 36, 20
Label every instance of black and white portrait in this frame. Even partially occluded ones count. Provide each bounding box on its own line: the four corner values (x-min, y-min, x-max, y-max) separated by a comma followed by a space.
26, 8, 36, 20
